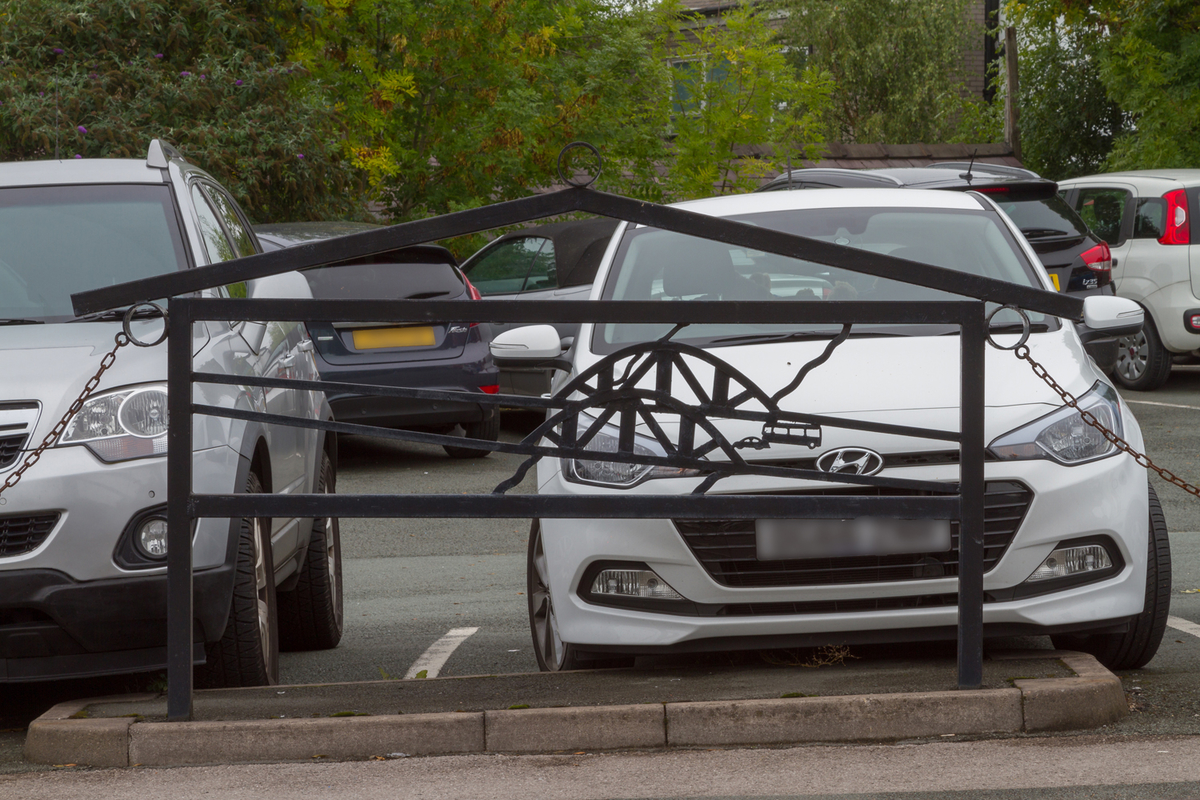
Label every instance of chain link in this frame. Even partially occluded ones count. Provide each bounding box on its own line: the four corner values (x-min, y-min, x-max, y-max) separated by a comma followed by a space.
1013, 343, 1200, 498
0, 332, 131, 501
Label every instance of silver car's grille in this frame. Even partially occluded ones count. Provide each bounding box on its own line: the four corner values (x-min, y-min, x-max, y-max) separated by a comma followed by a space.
0, 402, 39, 471
0, 434, 25, 470
0, 513, 59, 557
674, 481, 1032, 588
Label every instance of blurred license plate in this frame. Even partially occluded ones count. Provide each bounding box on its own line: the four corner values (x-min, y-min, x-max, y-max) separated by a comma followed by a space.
756, 518, 951, 560
352, 326, 435, 350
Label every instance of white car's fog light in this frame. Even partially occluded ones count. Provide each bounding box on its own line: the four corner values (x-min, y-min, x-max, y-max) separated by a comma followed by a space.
136, 517, 169, 558
590, 568, 683, 600
1025, 544, 1113, 583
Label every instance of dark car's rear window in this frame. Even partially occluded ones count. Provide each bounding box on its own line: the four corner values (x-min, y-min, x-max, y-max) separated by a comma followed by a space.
303, 261, 465, 300
992, 195, 1090, 240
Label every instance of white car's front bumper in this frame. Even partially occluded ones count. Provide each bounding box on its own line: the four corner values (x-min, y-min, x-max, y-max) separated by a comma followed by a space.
537, 451, 1149, 652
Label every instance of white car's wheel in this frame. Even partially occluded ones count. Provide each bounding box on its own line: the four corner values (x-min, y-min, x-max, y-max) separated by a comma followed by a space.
1112, 315, 1172, 391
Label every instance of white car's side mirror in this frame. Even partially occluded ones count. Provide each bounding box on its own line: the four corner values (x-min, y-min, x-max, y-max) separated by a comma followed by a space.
490, 325, 571, 370
1081, 295, 1143, 339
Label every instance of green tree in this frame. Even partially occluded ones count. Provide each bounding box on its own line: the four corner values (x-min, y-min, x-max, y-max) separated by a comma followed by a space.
1009, 0, 1200, 172
287, 0, 678, 219
1011, 19, 1126, 179
0, 0, 362, 222
664, 5, 833, 198
778, 0, 999, 144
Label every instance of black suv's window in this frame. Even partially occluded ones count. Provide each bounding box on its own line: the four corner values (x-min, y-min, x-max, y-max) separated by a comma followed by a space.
992, 194, 1091, 241
0, 184, 188, 322
462, 237, 548, 295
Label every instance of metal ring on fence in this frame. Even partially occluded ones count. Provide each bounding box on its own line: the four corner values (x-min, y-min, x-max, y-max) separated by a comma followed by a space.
557, 142, 602, 188
985, 305, 1031, 351
123, 302, 169, 347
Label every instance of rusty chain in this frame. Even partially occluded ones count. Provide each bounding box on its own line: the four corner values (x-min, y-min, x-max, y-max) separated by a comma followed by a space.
1013, 342, 1200, 498
0, 331, 131, 500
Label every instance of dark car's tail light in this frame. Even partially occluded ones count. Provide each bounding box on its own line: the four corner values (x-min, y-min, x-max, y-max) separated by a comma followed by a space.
462, 274, 483, 328
1080, 242, 1112, 275
479, 384, 500, 394
1160, 189, 1190, 245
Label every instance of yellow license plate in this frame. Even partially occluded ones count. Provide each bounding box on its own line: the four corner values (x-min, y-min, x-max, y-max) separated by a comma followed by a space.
352, 326, 436, 350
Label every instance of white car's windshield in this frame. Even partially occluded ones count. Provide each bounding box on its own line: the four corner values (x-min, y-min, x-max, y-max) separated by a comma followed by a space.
595, 206, 1053, 352
0, 184, 189, 323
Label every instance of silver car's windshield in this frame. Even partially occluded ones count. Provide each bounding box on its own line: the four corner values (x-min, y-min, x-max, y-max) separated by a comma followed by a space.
0, 184, 189, 323
595, 206, 1053, 352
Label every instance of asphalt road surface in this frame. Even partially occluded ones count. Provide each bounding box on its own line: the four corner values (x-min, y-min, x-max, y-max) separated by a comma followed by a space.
4, 363, 1200, 795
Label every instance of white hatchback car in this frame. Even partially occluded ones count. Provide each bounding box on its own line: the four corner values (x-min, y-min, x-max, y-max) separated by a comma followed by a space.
0, 142, 341, 686
1058, 170, 1200, 390
494, 188, 1169, 673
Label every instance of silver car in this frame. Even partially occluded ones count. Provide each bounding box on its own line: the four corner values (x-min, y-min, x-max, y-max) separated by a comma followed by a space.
0, 142, 341, 685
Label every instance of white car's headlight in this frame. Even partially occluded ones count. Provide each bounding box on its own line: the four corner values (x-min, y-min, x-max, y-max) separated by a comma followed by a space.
564, 414, 704, 487
57, 384, 169, 462
989, 382, 1122, 465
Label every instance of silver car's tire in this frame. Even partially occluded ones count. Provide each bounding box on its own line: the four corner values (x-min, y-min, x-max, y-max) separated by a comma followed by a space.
196, 470, 279, 688
279, 451, 343, 651
1112, 315, 1172, 391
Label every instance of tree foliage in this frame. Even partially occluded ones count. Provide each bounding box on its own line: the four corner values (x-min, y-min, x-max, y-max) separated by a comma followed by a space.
0, 0, 362, 222
1009, 0, 1200, 173
287, 0, 683, 219
664, 5, 833, 198
778, 0, 1000, 144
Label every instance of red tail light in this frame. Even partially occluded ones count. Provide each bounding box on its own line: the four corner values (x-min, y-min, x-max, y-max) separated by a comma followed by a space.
1080, 241, 1112, 275
463, 274, 481, 328
479, 384, 500, 394
1160, 189, 1190, 245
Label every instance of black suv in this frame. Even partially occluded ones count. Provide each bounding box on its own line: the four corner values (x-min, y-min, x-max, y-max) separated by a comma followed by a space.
758, 163, 1119, 368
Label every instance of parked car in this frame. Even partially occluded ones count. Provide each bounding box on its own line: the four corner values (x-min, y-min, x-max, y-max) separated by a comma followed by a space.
494, 188, 1166, 673
0, 141, 341, 685
1057, 170, 1200, 390
459, 217, 619, 396
256, 223, 500, 458
758, 164, 1120, 371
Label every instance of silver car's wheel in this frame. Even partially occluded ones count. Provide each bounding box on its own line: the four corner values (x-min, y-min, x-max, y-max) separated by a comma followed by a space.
1112, 315, 1172, 391
279, 451, 344, 651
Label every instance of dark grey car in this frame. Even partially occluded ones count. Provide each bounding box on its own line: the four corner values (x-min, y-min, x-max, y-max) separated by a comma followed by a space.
256, 223, 500, 458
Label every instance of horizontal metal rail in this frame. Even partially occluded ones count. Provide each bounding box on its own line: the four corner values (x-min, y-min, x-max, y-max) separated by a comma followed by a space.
190, 493, 963, 520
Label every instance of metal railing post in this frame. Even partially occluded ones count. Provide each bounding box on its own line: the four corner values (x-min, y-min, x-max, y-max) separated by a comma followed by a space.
166, 299, 194, 721
957, 303, 988, 688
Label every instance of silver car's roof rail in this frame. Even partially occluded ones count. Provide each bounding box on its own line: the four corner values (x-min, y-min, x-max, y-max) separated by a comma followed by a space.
147, 139, 186, 169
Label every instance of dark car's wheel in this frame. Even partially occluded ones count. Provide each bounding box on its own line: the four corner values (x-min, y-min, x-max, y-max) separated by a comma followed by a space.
1112, 314, 1172, 391
443, 411, 500, 459
279, 451, 343, 651
1052, 484, 1171, 670
527, 520, 634, 671
196, 470, 279, 688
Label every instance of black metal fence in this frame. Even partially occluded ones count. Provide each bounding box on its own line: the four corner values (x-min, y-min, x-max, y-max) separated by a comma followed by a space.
72, 181, 1082, 722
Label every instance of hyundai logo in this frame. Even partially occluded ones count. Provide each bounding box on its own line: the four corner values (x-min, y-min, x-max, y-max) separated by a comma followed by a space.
816, 447, 884, 476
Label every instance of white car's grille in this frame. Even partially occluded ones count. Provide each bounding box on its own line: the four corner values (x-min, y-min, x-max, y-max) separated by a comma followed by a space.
675, 481, 1032, 588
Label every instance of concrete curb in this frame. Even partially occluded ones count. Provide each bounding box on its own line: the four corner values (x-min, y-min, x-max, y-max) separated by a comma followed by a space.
24, 652, 1128, 767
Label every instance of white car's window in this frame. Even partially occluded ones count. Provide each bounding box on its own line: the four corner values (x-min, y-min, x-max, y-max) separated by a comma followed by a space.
597, 206, 1050, 351
0, 184, 188, 322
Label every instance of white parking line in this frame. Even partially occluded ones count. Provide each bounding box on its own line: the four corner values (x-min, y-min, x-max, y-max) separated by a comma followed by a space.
404, 627, 479, 679
1167, 616, 1200, 639
1125, 399, 1200, 411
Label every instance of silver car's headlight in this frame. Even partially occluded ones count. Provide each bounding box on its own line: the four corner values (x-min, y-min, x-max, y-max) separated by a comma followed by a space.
989, 382, 1122, 465
564, 414, 703, 488
57, 384, 169, 462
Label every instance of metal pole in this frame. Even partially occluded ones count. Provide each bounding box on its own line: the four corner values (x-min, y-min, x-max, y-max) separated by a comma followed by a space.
166, 300, 194, 720
957, 305, 988, 688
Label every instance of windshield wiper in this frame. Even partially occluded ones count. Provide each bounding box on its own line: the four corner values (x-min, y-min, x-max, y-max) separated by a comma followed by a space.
1020, 227, 1071, 239
70, 306, 165, 323
709, 330, 903, 346
0, 318, 44, 326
